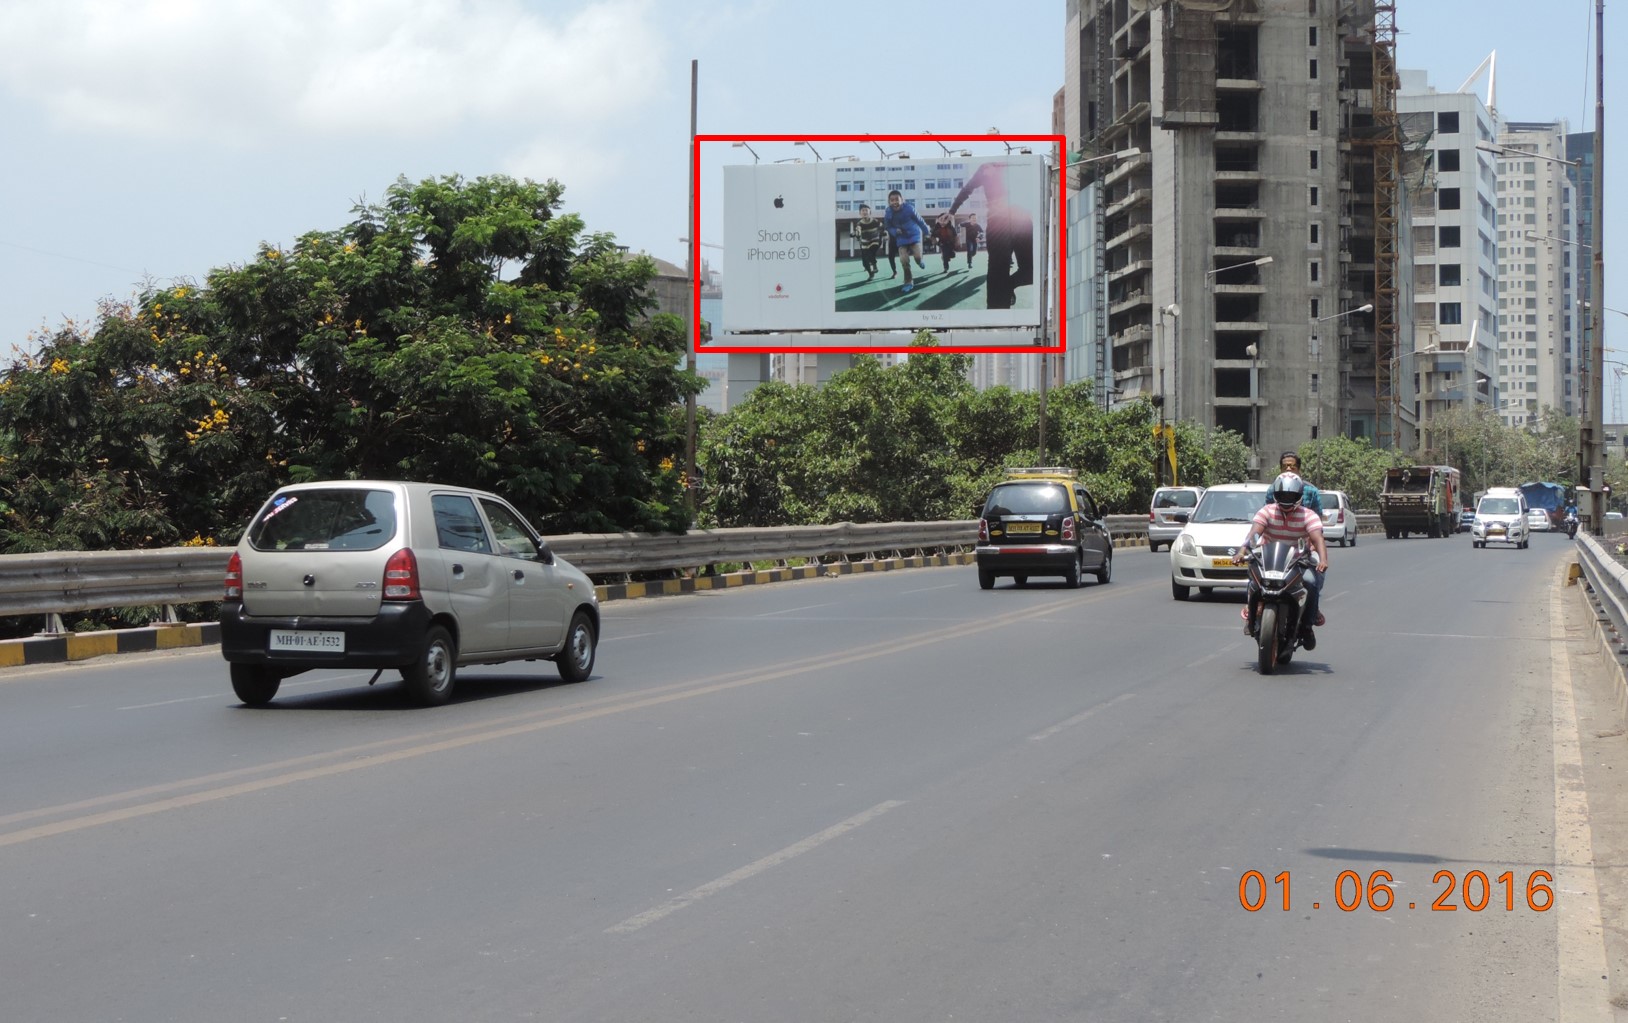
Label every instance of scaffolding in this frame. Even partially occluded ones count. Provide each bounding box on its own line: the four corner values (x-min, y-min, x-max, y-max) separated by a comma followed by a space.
1370, 1, 1401, 448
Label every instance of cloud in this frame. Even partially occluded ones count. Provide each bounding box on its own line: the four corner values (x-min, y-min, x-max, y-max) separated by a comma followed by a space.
0, 0, 665, 143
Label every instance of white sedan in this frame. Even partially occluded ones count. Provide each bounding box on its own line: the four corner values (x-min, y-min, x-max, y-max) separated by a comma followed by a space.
1170, 483, 1271, 601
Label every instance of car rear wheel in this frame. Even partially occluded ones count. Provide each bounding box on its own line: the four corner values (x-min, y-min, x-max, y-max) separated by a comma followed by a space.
403, 625, 456, 706
978, 567, 995, 590
230, 664, 280, 707
556, 610, 597, 683
1095, 549, 1112, 585
1172, 579, 1190, 601
1063, 554, 1081, 589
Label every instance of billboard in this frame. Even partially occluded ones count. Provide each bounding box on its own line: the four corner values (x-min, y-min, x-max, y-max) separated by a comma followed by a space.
698, 136, 1064, 353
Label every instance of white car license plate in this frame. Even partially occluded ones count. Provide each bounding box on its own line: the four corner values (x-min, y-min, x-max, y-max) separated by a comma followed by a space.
269, 630, 345, 652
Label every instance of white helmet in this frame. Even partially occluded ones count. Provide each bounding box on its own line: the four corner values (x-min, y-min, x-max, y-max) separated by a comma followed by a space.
1271, 473, 1305, 507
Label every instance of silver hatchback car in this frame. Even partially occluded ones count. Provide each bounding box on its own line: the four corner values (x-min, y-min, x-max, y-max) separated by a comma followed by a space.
220, 481, 600, 706
1147, 486, 1205, 553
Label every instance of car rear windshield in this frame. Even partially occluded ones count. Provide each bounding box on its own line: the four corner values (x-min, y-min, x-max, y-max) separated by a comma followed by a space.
984, 483, 1069, 516
1479, 498, 1519, 516
248, 489, 399, 552
1154, 490, 1199, 509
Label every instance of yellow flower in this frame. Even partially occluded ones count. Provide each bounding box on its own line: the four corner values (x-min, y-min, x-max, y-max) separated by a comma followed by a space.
504, 313, 513, 325
659, 456, 674, 472
50, 358, 71, 375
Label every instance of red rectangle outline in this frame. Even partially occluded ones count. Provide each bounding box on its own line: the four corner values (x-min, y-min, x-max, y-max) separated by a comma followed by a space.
692, 134, 1068, 355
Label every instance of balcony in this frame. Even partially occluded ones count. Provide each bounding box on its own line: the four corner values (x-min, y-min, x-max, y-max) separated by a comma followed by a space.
1108, 259, 1153, 284
1216, 129, 1266, 144
1214, 319, 1267, 333
1106, 187, 1152, 219
1110, 289, 1153, 316
1108, 222, 1154, 249
1213, 205, 1266, 221
1215, 77, 1263, 92
1111, 323, 1153, 346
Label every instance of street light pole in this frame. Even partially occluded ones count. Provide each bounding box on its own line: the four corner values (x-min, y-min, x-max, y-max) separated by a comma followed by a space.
1203, 255, 1274, 442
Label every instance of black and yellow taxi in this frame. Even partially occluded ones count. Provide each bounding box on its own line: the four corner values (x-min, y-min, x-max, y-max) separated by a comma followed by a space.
975, 467, 1114, 589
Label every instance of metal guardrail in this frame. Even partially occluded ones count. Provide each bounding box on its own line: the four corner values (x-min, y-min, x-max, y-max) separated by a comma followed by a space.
1575, 533, 1628, 655
0, 512, 1387, 625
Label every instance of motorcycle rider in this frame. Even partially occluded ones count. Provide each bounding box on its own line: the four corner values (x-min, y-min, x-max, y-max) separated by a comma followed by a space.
1565, 500, 1579, 537
1234, 473, 1329, 649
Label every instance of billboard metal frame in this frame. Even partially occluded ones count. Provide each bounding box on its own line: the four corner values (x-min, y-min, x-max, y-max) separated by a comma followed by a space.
693, 134, 1067, 355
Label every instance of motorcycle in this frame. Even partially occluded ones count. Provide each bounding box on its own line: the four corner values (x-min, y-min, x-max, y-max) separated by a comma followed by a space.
1241, 541, 1316, 674
1566, 512, 1579, 539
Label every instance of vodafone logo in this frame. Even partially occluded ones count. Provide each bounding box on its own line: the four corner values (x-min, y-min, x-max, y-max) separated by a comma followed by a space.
768, 282, 789, 300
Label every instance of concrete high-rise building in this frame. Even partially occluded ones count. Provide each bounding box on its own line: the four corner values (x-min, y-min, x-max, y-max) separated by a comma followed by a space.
1494, 121, 1581, 426
1395, 70, 1498, 451
1063, 0, 1406, 471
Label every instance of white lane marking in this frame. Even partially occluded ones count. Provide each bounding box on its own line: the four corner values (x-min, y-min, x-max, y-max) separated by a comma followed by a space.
1029, 693, 1137, 742
899, 583, 957, 595
606, 800, 907, 934
600, 632, 662, 643
1550, 567, 1612, 1021
754, 602, 836, 618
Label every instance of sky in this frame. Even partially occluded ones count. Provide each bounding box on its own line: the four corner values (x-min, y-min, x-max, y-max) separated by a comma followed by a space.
0, 0, 1621, 368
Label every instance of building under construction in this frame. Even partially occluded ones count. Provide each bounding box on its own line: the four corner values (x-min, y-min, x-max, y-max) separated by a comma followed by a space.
1063, 0, 1409, 468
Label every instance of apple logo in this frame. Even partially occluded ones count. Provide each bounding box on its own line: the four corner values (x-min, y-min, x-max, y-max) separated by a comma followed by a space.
773, 195, 784, 209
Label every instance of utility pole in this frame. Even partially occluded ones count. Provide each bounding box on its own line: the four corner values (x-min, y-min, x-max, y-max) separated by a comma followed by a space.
1583, 1, 1607, 534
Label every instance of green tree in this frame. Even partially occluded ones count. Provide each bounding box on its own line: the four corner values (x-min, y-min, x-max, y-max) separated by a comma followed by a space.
1294, 436, 1405, 510
0, 174, 702, 551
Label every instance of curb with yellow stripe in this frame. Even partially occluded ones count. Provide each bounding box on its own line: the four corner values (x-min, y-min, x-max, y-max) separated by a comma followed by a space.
0, 622, 221, 669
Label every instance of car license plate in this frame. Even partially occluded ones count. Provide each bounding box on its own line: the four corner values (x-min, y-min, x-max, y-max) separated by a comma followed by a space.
1210, 557, 1234, 568
1488, 527, 1505, 535
269, 630, 345, 652
1007, 522, 1043, 534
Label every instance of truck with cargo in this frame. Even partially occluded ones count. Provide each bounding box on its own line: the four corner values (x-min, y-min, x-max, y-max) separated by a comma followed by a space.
1379, 465, 1462, 539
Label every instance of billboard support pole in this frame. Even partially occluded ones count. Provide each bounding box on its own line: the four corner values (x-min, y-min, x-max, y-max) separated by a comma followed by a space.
1037, 158, 1054, 464
684, 59, 699, 524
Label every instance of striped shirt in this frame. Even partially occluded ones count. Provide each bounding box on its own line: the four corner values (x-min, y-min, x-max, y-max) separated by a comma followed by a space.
1248, 503, 1324, 546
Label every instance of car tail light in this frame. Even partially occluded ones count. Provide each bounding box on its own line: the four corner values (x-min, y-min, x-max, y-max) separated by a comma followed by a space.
1062, 516, 1076, 541
383, 548, 421, 601
1148, 511, 1155, 522
224, 552, 243, 600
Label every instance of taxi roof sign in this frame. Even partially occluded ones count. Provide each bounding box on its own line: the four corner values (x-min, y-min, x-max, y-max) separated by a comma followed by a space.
1003, 467, 1078, 479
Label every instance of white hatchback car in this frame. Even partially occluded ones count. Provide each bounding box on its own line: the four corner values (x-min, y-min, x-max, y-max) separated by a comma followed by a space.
1170, 482, 1271, 601
1320, 490, 1356, 547
220, 480, 600, 706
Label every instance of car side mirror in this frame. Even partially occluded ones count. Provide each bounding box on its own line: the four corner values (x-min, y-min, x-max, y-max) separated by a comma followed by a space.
537, 542, 555, 565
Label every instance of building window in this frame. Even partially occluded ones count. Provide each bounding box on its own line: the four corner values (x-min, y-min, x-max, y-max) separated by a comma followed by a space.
1309, 59, 1318, 79
1440, 302, 1463, 325
1439, 226, 1461, 248
1309, 110, 1319, 131
1309, 185, 1319, 207
1310, 261, 1320, 282
1309, 150, 1319, 170
1309, 223, 1320, 245
1438, 111, 1460, 133
1439, 264, 1462, 287
1439, 187, 1461, 210
1438, 149, 1461, 172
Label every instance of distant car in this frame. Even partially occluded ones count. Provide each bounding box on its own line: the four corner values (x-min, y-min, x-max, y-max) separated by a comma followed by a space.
1320, 490, 1356, 547
976, 467, 1114, 589
1608, 511, 1624, 521
1472, 490, 1529, 549
1526, 508, 1552, 533
219, 480, 601, 706
1147, 485, 1205, 552
1170, 482, 1271, 601
1457, 507, 1475, 532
